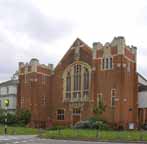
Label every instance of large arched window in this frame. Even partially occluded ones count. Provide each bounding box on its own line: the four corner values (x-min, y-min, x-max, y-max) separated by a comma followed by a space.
63, 62, 91, 102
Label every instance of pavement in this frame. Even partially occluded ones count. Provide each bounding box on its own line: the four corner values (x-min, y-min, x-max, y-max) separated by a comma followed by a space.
0, 135, 146, 144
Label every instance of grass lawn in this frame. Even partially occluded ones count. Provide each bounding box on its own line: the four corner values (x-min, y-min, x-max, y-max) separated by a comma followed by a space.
0, 125, 38, 135
1, 125, 147, 142
41, 128, 147, 141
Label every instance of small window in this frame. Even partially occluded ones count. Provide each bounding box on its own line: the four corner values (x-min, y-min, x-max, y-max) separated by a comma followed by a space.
97, 93, 103, 106
109, 58, 112, 69
57, 109, 64, 120
41, 95, 46, 105
101, 57, 113, 70
106, 58, 109, 69
102, 59, 105, 69
111, 89, 116, 107
111, 96, 116, 107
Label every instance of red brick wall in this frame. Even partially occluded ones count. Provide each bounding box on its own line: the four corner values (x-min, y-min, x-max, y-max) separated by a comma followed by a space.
17, 66, 52, 128
17, 39, 138, 129
93, 47, 137, 128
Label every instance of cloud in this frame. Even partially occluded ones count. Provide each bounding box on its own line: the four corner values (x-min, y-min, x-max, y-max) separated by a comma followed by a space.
0, 0, 73, 82
0, 0, 146, 82
0, 0, 72, 43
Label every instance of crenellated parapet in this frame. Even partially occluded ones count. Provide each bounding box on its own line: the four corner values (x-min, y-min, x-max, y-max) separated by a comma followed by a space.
92, 36, 137, 62
18, 58, 53, 75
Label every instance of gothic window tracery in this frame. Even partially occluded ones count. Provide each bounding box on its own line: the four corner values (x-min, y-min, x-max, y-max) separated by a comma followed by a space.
66, 72, 71, 99
63, 63, 91, 102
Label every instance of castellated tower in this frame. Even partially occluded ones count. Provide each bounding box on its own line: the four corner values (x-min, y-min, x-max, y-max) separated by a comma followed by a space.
17, 58, 53, 128
92, 36, 138, 128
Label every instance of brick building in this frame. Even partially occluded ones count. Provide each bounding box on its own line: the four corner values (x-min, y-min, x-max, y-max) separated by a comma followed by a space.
17, 36, 139, 129
138, 74, 147, 126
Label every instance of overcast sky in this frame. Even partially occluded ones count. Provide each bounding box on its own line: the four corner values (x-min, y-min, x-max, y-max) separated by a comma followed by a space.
0, 0, 147, 82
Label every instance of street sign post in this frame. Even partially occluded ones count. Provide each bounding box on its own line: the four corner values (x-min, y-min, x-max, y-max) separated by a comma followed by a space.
4, 99, 9, 135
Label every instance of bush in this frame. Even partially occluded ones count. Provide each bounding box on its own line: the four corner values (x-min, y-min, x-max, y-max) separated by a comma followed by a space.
73, 120, 91, 129
95, 121, 110, 130
73, 118, 110, 130
7, 113, 17, 125
0, 109, 17, 125
17, 109, 31, 126
0, 109, 31, 126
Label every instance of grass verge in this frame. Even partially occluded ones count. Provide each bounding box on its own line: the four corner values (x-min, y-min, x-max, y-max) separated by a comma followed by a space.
41, 128, 147, 141
0, 125, 38, 135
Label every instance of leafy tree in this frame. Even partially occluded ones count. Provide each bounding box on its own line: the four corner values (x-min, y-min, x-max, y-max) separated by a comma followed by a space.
17, 109, 31, 126
93, 96, 106, 120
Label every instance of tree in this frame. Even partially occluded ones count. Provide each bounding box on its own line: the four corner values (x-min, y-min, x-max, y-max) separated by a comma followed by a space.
93, 98, 107, 137
93, 96, 106, 120
17, 109, 31, 126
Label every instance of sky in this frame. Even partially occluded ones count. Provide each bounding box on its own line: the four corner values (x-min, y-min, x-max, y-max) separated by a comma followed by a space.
0, 0, 147, 82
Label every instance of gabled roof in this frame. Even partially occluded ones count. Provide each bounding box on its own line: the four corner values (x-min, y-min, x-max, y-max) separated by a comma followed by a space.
55, 38, 92, 70
0, 79, 18, 87
69, 38, 91, 50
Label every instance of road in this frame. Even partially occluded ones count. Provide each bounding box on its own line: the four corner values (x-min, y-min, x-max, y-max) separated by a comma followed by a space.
0, 135, 145, 144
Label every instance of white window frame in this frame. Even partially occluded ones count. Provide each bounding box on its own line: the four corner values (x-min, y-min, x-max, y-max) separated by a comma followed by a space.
57, 109, 65, 120
101, 57, 113, 70
97, 93, 103, 106
111, 89, 116, 107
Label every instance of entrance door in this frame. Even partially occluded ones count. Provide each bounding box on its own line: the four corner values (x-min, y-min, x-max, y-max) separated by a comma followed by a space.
72, 108, 81, 125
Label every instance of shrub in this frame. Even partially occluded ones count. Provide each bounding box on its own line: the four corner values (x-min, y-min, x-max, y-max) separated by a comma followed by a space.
95, 121, 110, 130
73, 120, 91, 129
0, 109, 31, 126
73, 118, 110, 130
17, 109, 31, 126
0, 109, 17, 125
7, 113, 17, 125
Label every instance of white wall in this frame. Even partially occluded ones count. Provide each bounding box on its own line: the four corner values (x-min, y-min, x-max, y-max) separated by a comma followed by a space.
8, 86, 17, 94
0, 86, 17, 95
138, 91, 147, 108
0, 96, 16, 110
0, 87, 7, 95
